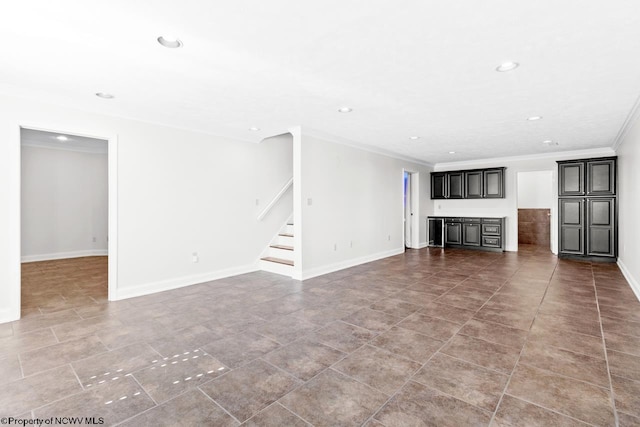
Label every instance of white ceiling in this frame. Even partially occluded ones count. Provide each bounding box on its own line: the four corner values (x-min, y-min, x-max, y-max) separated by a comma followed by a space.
2, 0, 640, 164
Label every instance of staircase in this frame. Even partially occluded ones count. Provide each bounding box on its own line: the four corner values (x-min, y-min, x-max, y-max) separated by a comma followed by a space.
259, 221, 295, 276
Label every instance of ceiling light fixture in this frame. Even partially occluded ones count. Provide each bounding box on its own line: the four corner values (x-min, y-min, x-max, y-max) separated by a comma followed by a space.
248, 127, 260, 131
527, 116, 542, 121
95, 92, 114, 99
542, 140, 558, 146
157, 36, 183, 48
337, 107, 353, 113
449, 151, 456, 154
409, 136, 420, 140
496, 61, 519, 72
56, 135, 69, 141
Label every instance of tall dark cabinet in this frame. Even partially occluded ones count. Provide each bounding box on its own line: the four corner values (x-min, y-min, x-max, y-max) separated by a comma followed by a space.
557, 157, 617, 260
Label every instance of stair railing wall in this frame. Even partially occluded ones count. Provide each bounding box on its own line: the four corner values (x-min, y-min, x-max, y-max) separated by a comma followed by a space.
257, 176, 293, 221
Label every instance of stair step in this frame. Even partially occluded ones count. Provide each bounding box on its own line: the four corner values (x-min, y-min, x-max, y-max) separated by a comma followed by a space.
279, 233, 294, 238
271, 244, 293, 251
261, 257, 294, 266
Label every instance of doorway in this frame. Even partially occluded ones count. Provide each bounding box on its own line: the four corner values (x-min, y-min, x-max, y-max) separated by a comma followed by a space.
517, 171, 553, 251
17, 126, 118, 319
403, 170, 420, 249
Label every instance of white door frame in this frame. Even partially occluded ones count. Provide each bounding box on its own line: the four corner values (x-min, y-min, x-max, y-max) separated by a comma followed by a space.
14, 123, 118, 319
515, 170, 556, 254
403, 169, 421, 249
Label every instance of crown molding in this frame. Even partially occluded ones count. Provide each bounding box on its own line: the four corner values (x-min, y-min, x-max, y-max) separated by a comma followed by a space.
433, 147, 616, 170
612, 92, 640, 151
301, 127, 434, 168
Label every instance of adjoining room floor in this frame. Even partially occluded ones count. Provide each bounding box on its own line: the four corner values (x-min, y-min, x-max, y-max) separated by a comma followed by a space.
2, 249, 640, 426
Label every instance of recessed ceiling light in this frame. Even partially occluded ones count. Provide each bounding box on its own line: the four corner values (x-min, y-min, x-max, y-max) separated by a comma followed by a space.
248, 127, 260, 131
157, 36, 183, 48
449, 151, 456, 154
56, 135, 68, 141
337, 107, 353, 113
496, 61, 519, 72
527, 116, 542, 121
542, 140, 558, 146
95, 92, 114, 99
409, 136, 420, 140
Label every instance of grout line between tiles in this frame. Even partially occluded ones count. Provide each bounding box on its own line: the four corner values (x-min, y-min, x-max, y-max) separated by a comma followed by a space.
197, 386, 243, 425
592, 265, 620, 427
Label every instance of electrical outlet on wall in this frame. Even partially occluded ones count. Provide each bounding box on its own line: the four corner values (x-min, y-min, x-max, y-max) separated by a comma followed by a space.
92, 237, 96, 243
192, 252, 199, 263
388, 235, 391, 241
333, 243, 337, 251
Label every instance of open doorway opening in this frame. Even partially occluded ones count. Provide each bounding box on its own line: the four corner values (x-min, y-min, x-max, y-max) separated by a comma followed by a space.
20, 128, 110, 316
403, 170, 420, 249
517, 170, 553, 253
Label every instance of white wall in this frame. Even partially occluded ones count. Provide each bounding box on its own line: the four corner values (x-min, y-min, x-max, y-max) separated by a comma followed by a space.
616, 112, 640, 300
0, 94, 292, 322
433, 148, 615, 253
297, 133, 432, 279
21, 144, 108, 261
517, 171, 553, 209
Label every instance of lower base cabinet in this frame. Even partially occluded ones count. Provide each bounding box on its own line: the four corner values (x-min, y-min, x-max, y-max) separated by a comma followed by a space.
438, 217, 504, 252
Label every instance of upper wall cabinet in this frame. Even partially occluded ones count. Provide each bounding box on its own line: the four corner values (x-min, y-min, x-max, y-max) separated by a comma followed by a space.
431, 167, 505, 199
558, 157, 616, 197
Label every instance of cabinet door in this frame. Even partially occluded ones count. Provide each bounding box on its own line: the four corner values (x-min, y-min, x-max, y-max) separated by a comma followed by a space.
483, 169, 504, 198
587, 198, 616, 257
447, 172, 464, 199
559, 162, 585, 196
587, 159, 616, 196
431, 173, 447, 199
462, 223, 481, 246
559, 199, 584, 255
445, 223, 462, 245
465, 171, 483, 198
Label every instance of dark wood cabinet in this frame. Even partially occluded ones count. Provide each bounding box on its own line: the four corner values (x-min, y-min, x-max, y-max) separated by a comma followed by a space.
463, 223, 481, 246
557, 157, 617, 260
587, 159, 616, 196
559, 162, 585, 196
483, 169, 504, 198
431, 168, 505, 199
445, 223, 462, 245
587, 197, 616, 257
447, 172, 464, 199
437, 217, 504, 251
431, 173, 447, 199
559, 199, 584, 255
465, 171, 483, 198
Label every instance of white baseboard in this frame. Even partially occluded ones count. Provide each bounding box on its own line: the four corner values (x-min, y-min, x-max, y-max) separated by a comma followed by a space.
115, 262, 259, 300
21, 250, 108, 263
300, 247, 405, 281
415, 242, 428, 249
618, 259, 640, 302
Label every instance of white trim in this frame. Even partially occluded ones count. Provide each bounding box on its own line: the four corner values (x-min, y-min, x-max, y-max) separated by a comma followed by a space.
618, 259, 640, 302
16, 121, 119, 314
257, 177, 293, 221
612, 93, 640, 151
21, 250, 108, 263
303, 127, 434, 167
116, 263, 259, 300
434, 147, 617, 170
0, 309, 18, 324
416, 242, 429, 249
300, 247, 405, 281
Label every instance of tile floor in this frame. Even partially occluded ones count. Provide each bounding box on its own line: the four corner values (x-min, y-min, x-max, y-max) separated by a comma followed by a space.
1, 247, 640, 426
